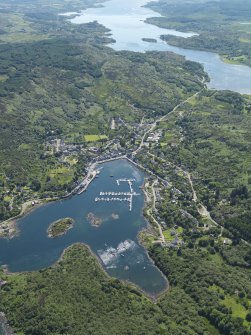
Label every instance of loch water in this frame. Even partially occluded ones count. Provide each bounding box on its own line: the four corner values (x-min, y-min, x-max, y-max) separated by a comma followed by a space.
64, 0, 251, 94
0, 159, 168, 296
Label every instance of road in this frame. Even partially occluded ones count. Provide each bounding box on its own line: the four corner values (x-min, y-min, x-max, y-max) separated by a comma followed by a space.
132, 89, 204, 156
186, 172, 197, 202
148, 180, 165, 244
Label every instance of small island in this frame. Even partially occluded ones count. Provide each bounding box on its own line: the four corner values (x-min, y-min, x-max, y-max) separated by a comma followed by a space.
142, 38, 157, 43
87, 212, 103, 227
47, 217, 74, 238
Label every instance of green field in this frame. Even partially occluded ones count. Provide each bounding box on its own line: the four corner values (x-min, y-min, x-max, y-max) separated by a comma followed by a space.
84, 134, 108, 142
222, 295, 248, 324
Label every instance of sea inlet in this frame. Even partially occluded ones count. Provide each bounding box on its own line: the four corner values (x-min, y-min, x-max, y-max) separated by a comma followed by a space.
0, 159, 168, 297
64, 0, 251, 94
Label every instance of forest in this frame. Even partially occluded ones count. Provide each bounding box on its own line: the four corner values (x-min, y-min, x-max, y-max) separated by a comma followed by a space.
0, 0, 251, 334
147, 0, 251, 66
1, 242, 251, 335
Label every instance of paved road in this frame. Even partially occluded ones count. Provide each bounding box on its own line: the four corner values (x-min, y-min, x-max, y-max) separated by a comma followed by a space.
132, 89, 204, 156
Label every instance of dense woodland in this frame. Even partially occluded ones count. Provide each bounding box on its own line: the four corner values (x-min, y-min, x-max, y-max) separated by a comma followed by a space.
147, 0, 251, 66
1, 243, 251, 335
0, 0, 251, 334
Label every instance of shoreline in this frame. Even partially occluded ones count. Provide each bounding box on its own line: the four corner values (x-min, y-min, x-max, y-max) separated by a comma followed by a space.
0, 156, 127, 239
47, 217, 74, 238
0, 155, 132, 239
0, 201, 46, 239
3, 242, 169, 301
1, 157, 169, 300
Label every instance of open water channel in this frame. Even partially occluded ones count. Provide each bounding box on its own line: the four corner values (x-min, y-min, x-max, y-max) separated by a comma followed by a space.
0, 159, 168, 296
64, 0, 251, 94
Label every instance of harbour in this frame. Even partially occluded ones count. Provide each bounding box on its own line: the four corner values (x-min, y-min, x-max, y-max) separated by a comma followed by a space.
0, 159, 168, 297
95, 178, 140, 211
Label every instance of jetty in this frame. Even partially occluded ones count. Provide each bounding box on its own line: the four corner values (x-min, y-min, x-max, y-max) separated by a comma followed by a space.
117, 178, 135, 186
95, 178, 139, 211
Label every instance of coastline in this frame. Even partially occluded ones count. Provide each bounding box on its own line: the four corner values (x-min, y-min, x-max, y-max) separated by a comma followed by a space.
0, 201, 45, 239
1, 157, 169, 300
0, 155, 128, 239
0, 150, 170, 239
47, 217, 74, 238
56, 243, 168, 300
3, 242, 168, 301
137, 180, 170, 299
0, 156, 170, 302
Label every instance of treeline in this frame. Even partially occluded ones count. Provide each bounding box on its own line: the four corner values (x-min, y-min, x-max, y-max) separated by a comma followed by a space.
147, 0, 251, 67
0, 244, 218, 335
149, 245, 251, 335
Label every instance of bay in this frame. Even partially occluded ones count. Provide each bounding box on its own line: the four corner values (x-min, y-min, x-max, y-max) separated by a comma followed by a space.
0, 159, 167, 296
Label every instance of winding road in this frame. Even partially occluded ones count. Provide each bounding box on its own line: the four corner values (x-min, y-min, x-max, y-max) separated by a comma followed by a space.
132, 88, 205, 156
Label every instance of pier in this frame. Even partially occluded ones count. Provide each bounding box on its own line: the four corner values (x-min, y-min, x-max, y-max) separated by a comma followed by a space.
99, 192, 139, 196
116, 178, 135, 186
95, 178, 139, 211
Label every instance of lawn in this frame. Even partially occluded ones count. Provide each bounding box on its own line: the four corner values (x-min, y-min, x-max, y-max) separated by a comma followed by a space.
222, 295, 248, 324
48, 167, 74, 185
84, 135, 108, 142
163, 229, 175, 241
177, 226, 183, 234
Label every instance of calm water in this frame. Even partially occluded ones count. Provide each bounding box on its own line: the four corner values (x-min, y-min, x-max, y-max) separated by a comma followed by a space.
63, 0, 251, 94
0, 159, 167, 296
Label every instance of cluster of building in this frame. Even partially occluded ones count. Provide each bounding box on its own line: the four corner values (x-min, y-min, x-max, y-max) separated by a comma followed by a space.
146, 131, 162, 143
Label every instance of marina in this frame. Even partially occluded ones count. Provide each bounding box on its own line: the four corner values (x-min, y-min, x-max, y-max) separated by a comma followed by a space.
95, 179, 140, 211
0, 159, 168, 296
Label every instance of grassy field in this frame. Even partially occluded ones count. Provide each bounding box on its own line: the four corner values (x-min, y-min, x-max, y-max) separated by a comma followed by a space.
84, 135, 108, 142
163, 229, 174, 241
222, 295, 249, 324
48, 167, 74, 186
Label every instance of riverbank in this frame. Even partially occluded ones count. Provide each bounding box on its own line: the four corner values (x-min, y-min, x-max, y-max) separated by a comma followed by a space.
66, 0, 251, 93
